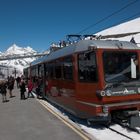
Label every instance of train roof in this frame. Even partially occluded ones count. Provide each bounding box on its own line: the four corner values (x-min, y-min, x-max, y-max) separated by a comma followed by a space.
31, 39, 140, 66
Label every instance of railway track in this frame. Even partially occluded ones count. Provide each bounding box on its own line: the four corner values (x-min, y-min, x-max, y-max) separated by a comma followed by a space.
37, 98, 140, 140
112, 120, 140, 134
103, 124, 133, 140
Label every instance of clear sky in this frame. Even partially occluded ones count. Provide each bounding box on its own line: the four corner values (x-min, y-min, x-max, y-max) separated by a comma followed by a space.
0, 0, 140, 52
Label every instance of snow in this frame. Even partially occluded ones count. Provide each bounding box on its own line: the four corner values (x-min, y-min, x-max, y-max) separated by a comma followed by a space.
97, 17, 140, 47
0, 44, 37, 72
39, 99, 139, 140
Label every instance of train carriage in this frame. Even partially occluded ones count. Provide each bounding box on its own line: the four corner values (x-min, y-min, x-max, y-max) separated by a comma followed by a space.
24, 38, 140, 129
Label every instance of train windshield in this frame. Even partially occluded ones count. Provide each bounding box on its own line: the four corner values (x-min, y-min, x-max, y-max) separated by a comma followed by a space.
103, 51, 139, 83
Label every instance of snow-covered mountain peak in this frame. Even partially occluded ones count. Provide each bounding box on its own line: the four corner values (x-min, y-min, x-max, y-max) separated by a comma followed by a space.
4, 44, 37, 56
23, 46, 36, 54
26, 46, 35, 51
6, 43, 21, 53
0, 44, 38, 73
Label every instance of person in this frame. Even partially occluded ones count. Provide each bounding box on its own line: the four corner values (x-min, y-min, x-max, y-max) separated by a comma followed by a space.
35, 77, 44, 98
27, 80, 34, 98
19, 79, 26, 100
16, 76, 21, 88
36, 83, 41, 99
7, 76, 14, 98
0, 80, 8, 103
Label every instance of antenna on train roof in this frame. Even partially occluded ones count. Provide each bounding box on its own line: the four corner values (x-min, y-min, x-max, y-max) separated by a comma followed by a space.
83, 34, 97, 40
59, 31, 140, 49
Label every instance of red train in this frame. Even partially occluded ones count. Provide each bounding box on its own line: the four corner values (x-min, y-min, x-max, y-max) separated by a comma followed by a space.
24, 36, 140, 128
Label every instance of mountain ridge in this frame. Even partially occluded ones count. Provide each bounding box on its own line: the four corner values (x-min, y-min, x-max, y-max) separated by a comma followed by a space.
0, 44, 37, 72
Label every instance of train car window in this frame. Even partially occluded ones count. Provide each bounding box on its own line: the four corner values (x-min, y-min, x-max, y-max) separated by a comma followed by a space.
55, 60, 62, 79
78, 51, 98, 82
23, 68, 28, 80
47, 63, 54, 79
35, 65, 38, 77
31, 66, 36, 77
27, 68, 30, 78
103, 51, 139, 83
63, 57, 73, 80
44, 63, 48, 77
40, 64, 45, 77
38, 65, 42, 77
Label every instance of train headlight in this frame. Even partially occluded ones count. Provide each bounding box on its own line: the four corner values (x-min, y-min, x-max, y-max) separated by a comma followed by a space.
102, 105, 109, 114
106, 90, 112, 96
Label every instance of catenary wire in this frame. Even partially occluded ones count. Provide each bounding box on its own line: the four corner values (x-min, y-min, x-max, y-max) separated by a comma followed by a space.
77, 0, 139, 34
95, 11, 140, 34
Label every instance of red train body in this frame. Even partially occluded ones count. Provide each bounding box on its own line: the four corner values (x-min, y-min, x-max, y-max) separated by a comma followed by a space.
24, 39, 140, 127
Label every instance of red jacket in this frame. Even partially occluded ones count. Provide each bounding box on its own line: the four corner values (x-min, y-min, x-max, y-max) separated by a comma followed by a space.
28, 82, 33, 91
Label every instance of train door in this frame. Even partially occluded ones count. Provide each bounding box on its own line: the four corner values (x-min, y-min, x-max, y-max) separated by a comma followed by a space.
76, 50, 100, 117
31, 65, 38, 91
59, 56, 76, 112
38, 63, 45, 97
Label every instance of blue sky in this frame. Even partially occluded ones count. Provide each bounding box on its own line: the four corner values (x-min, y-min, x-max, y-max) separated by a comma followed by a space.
0, 0, 140, 52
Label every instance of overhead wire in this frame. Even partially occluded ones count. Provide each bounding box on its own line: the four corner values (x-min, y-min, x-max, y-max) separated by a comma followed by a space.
95, 11, 140, 34
77, 0, 139, 34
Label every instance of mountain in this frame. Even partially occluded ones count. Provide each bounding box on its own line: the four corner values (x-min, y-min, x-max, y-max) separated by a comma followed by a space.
0, 44, 37, 73
97, 17, 140, 46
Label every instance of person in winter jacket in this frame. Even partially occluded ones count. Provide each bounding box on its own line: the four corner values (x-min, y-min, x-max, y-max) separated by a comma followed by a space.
0, 80, 8, 102
27, 80, 34, 98
7, 76, 14, 98
19, 79, 26, 100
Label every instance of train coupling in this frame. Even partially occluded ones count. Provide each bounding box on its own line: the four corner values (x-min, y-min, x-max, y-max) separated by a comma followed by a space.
121, 110, 140, 128
112, 110, 140, 132
130, 115, 140, 128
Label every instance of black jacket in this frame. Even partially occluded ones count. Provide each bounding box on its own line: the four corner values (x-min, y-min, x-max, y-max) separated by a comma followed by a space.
19, 82, 26, 93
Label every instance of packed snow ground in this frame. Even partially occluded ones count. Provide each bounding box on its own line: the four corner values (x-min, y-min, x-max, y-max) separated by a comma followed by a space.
38, 98, 140, 140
